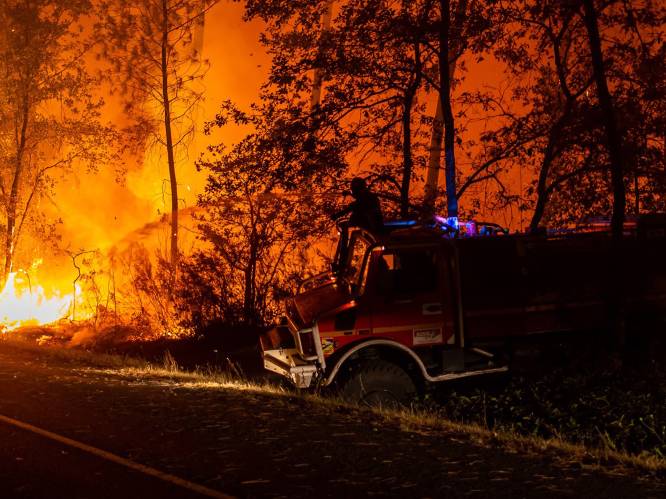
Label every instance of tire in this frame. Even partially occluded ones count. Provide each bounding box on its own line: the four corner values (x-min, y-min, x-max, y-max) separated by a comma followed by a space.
336, 359, 417, 408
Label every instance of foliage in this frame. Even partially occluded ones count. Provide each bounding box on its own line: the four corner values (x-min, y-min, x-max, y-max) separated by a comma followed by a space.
175, 210, 312, 329
185, 0, 497, 330
98, 0, 213, 146
243, 0, 666, 228
243, 0, 484, 217
434, 363, 666, 459
462, 0, 666, 228
0, 0, 117, 278
181, 0, 666, 330
192, 99, 341, 327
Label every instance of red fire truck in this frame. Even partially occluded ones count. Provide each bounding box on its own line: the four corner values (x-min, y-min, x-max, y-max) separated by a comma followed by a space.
260, 215, 666, 405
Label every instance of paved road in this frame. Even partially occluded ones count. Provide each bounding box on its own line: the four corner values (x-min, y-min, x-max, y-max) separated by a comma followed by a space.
0, 340, 663, 498
0, 421, 211, 498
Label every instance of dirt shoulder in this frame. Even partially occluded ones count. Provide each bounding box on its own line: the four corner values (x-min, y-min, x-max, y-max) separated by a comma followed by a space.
0, 339, 663, 499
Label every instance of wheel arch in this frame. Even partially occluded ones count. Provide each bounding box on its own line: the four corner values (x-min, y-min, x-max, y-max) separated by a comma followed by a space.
324, 338, 428, 388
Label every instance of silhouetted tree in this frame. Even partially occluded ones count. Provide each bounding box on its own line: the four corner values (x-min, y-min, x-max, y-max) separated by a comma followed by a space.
245, 1, 431, 216
582, 0, 625, 240
99, 0, 216, 272
0, 0, 115, 281
462, 0, 665, 229
194, 97, 346, 325
424, 0, 468, 218
244, 0, 664, 230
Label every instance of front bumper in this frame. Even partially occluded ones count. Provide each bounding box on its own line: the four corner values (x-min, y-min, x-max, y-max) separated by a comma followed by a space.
263, 348, 318, 388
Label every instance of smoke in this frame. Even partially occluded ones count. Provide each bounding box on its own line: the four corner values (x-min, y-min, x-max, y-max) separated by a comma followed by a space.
40, 2, 268, 290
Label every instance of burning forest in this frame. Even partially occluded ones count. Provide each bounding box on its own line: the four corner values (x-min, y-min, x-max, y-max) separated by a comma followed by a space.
0, 0, 664, 339
1, 1, 664, 335
0, 1, 665, 497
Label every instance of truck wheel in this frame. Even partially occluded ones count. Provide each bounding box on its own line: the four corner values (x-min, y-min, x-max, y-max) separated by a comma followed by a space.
337, 359, 417, 408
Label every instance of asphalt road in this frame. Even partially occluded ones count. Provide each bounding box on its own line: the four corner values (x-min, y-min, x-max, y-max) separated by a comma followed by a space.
0, 340, 664, 499
0, 421, 212, 499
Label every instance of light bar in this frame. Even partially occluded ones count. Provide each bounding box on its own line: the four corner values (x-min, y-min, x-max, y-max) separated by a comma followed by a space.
385, 220, 418, 227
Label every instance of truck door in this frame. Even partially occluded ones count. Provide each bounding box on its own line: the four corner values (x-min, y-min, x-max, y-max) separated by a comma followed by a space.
368, 246, 454, 349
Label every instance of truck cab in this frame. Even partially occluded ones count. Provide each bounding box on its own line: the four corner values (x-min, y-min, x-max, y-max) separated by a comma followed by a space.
260, 218, 508, 402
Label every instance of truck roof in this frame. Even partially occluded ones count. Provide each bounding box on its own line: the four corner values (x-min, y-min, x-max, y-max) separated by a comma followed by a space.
377, 217, 507, 246
373, 213, 666, 246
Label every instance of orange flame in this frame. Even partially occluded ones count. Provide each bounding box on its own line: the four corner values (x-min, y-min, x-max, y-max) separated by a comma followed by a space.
0, 266, 80, 333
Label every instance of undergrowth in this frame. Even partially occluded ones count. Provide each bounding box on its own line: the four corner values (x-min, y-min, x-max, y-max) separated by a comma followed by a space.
429, 365, 666, 461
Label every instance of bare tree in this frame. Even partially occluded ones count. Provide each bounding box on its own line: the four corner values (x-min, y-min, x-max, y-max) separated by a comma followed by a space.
100, 0, 217, 272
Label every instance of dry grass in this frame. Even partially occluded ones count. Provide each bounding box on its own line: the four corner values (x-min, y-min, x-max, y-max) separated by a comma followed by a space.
388, 407, 666, 476
3, 335, 664, 477
1, 334, 286, 396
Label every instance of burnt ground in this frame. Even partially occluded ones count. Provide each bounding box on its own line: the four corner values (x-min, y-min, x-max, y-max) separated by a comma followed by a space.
0, 340, 664, 498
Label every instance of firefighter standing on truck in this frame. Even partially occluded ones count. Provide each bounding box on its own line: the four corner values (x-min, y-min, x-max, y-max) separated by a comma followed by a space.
331, 177, 384, 234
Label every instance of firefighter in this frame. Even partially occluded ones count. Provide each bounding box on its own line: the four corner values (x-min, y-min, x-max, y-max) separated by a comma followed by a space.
331, 177, 384, 234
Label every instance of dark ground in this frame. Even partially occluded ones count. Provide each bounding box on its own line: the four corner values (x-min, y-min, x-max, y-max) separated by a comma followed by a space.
0, 423, 206, 499
0, 339, 664, 498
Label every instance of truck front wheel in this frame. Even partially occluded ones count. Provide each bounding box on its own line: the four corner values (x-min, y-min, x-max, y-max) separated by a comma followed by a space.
336, 359, 417, 408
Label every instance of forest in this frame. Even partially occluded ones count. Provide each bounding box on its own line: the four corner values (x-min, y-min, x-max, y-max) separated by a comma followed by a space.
0, 0, 663, 337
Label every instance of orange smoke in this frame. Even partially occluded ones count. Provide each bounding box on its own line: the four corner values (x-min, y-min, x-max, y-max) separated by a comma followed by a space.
26, 3, 268, 291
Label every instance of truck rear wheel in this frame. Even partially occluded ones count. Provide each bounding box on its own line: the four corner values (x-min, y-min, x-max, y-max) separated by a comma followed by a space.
336, 359, 417, 408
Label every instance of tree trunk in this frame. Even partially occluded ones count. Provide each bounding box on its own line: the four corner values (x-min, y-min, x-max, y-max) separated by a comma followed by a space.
400, 88, 417, 218
582, 0, 625, 240
244, 236, 258, 326
161, 0, 179, 272
424, 0, 466, 215
4, 95, 30, 279
529, 106, 572, 232
400, 43, 423, 218
424, 101, 444, 212
439, 0, 459, 218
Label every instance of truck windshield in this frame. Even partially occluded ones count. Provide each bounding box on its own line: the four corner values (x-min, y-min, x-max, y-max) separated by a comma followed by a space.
342, 233, 373, 291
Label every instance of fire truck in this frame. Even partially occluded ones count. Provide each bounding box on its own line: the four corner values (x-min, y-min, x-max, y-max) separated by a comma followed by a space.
260, 214, 666, 405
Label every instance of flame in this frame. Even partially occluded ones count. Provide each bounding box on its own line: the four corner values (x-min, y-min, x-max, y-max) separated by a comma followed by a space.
0, 269, 79, 333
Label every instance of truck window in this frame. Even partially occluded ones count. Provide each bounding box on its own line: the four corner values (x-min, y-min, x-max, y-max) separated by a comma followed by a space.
377, 249, 438, 296
344, 234, 373, 290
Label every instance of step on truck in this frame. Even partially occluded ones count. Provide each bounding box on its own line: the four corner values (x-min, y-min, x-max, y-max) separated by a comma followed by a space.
260, 214, 666, 405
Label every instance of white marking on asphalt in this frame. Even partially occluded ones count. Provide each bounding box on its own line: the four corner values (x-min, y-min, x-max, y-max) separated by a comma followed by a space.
0, 414, 235, 499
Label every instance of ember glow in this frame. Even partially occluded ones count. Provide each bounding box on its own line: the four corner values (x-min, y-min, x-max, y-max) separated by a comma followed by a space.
0, 265, 82, 333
